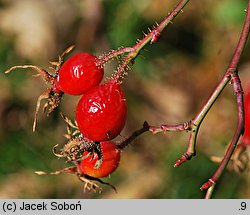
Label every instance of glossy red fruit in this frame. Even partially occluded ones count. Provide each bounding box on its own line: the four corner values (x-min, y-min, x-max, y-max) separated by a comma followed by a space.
243, 85, 250, 145
77, 141, 120, 178
76, 81, 127, 141
54, 53, 104, 95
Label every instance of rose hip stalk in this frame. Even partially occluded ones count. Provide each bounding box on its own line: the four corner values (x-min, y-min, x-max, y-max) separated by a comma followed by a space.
5, 46, 104, 131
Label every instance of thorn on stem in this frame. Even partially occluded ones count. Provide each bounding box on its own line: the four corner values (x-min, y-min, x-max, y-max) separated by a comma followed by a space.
150, 31, 161, 44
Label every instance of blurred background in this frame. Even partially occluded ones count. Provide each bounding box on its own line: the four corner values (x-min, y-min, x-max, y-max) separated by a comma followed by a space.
0, 0, 249, 198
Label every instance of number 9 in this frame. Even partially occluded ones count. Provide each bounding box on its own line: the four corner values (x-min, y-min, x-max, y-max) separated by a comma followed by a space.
241, 202, 246, 210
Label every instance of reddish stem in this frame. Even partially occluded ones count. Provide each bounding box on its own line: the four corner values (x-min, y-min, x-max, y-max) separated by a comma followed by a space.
97, 0, 190, 83
116, 121, 149, 150
149, 121, 192, 135
201, 73, 245, 191
200, 0, 250, 196
146, 0, 250, 198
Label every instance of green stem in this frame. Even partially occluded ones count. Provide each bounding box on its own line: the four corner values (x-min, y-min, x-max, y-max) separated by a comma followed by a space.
204, 183, 216, 199
192, 76, 230, 126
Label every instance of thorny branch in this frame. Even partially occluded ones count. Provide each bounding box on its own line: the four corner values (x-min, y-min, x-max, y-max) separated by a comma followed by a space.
97, 0, 190, 82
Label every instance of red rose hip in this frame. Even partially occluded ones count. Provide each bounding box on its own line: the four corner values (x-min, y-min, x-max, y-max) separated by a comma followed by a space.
77, 141, 120, 178
76, 81, 127, 141
54, 52, 104, 95
243, 85, 250, 145
5, 47, 105, 131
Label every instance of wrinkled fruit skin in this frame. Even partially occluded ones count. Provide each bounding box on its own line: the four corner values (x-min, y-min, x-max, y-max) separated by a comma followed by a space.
76, 81, 127, 141
54, 53, 104, 95
77, 141, 121, 178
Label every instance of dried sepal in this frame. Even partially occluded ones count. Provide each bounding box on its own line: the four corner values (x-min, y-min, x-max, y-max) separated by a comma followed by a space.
211, 142, 250, 173
35, 165, 116, 193
35, 166, 77, 175
5, 65, 54, 84
78, 174, 117, 193
4, 46, 74, 131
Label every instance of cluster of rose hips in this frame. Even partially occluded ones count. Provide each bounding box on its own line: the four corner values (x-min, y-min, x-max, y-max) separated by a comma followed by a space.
6, 46, 130, 192
5, 9, 250, 196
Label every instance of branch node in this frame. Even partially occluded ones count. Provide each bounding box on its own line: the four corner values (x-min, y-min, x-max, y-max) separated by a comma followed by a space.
143, 121, 150, 130
226, 67, 237, 80
200, 179, 216, 190
183, 121, 192, 131
174, 152, 195, 167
